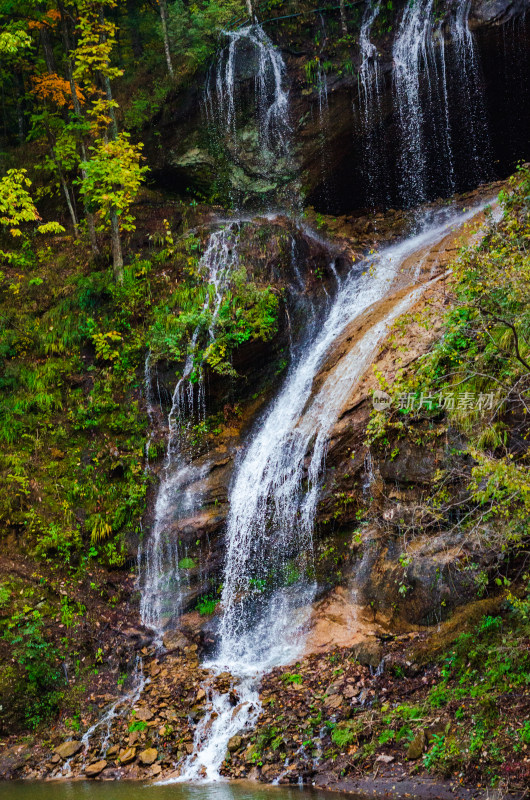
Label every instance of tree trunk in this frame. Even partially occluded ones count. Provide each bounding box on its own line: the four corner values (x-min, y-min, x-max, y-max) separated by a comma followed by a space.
40, 26, 56, 73
126, 0, 143, 59
110, 208, 123, 283
246, 0, 254, 19
99, 10, 119, 140
44, 122, 79, 238
159, 0, 174, 77
59, 0, 100, 256
15, 71, 25, 143
61, 176, 79, 237
339, 0, 348, 36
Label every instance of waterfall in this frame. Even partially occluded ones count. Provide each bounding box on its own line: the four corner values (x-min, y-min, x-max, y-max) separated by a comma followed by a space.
140, 224, 240, 635
142, 24, 295, 635
392, 0, 438, 205
448, 0, 490, 179
392, 0, 490, 206
358, 0, 384, 205
173, 201, 491, 782
204, 24, 294, 205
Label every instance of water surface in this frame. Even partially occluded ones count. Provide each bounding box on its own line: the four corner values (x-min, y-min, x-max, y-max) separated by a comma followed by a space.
2, 782, 349, 800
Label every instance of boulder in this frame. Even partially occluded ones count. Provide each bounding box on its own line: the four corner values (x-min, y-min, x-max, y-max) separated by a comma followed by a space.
162, 630, 190, 652
134, 707, 154, 722
351, 640, 383, 669
119, 747, 136, 765
139, 748, 158, 766
407, 730, 426, 760
227, 735, 243, 753
85, 760, 107, 776
54, 741, 82, 760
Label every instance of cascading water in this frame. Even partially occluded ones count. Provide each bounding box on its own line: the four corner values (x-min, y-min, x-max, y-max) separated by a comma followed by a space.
75, 656, 148, 772
448, 0, 490, 179
140, 224, 240, 635
143, 24, 296, 638
204, 24, 295, 207
143, 11, 502, 785
392, 0, 490, 206
173, 201, 491, 782
358, 0, 384, 205
393, 0, 439, 205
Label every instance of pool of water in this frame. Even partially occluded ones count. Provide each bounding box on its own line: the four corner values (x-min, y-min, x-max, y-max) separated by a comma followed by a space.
0, 783, 351, 800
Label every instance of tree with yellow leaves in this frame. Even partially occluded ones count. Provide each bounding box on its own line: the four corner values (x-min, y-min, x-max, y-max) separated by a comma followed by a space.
0, 168, 65, 264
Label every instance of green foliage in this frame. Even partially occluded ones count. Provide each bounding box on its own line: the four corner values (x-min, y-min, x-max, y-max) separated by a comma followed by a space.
331, 720, 361, 748
423, 734, 461, 775
168, 1, 245, 72
282, 672, 302, 685
128, 719, 148, 732
0, 169, 64, 264
79, 134, 148, 234
148, 233, 280, 379
196, 594, 218, 616
178, 557, 197, 570
3, 609, 63, 728
0, 581, 11, 608
0, 28, 32, 56
365, 165, 530, 566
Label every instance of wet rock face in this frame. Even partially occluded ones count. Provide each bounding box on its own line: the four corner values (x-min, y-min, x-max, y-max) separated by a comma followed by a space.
471, 0, 529, 24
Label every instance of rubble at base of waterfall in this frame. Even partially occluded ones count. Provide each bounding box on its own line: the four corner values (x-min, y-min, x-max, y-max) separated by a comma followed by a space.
4, 600, 527, 793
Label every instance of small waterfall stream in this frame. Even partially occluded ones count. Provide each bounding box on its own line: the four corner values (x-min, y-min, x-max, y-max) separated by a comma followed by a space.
449, 0, 490, 178
140, 224, 240, 635
393, 0, 439, 204
358, 0, 383, 204
392, 0, 488, 206
204, 23, 294, 207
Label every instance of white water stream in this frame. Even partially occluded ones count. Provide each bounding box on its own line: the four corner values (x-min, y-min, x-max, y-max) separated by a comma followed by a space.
140, 224, 240, 635
358, 0, 383, 203
204, 23, 293, 195
392, 0, 487, 206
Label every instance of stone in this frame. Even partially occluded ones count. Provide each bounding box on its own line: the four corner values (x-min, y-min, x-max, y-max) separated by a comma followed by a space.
196, 688, 206, 703
407, 729, 426, 760
376, 754, 394, 763
352, 640, 383, 669
227, 735, 243, 753
54, 741, 82, 760
426, 720, 450, 742
85, 760, 107, 776
139, 748, 158, 766
149, 764, 162, 777
119, 747, 136, 765
134, 707, 154, 722
324, 694, 343, 709
162, 630, 189, 652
